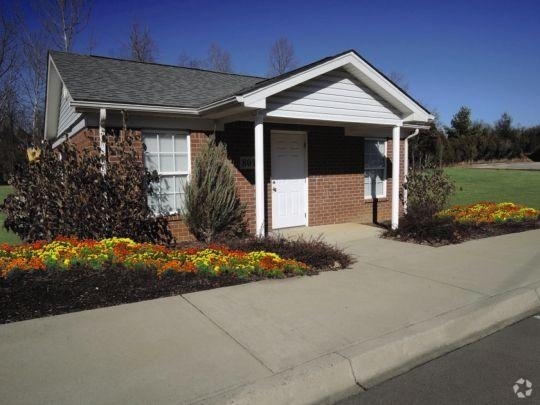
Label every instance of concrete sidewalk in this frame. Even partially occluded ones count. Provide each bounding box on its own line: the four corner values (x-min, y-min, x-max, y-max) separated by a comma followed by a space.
1, 226, 540, 404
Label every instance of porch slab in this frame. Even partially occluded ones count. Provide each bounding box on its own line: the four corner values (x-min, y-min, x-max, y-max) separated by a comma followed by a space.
272, 222, 383, 248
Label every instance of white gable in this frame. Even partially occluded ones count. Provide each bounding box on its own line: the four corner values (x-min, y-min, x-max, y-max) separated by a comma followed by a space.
265, 69, 402, 125
58, 85, 82, 136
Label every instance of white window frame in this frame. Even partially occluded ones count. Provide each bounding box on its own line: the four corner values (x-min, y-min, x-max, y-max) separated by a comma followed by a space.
143, 130, 191, 215
364, 138, 387, 199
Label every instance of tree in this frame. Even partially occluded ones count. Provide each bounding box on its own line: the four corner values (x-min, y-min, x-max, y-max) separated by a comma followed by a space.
177, 51, 206, 69
387, 71, 409, 92
0, 80, 27, 181
448, 106, 473, 138
408, 115, 447, 169
182, 136, 246, 242
20, 31, 49, 140
178, 44, 233, 72
268, 37, 296, 76
207, 43, 231, 72
0, 11, 18, 80
125, 22, 158, 62
35, 0, 93, 52
494, 112, 513, 139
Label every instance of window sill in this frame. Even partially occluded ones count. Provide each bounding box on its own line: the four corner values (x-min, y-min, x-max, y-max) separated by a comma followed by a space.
364, 197, 388, 203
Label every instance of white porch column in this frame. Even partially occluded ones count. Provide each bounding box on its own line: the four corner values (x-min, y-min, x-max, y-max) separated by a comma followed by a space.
254, 111, 265, 237
99, 108, 107, 174
403, 137, 409, 213
391, 125, 401, 230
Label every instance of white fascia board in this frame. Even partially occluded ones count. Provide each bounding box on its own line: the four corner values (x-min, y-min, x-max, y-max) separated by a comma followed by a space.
44, 56, 63, 140
402, 123, 431, 130
239, 52, 433, 123
266, 109, 403, 127
71, 100, 199, 115
344, 61, 432, 122
198, 96, 238, 113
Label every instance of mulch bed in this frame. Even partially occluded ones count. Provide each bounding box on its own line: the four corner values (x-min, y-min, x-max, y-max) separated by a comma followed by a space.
0, 265, 320, 324
383, 219, 538, 247
0, 235, 353, 324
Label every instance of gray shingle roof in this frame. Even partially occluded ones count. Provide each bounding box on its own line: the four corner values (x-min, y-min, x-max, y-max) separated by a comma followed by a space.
50, 49, 431, 116
50, 51, 265, 108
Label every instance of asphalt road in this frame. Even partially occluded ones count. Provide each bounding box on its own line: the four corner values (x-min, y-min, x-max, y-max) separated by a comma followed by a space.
336, 314, 540, 405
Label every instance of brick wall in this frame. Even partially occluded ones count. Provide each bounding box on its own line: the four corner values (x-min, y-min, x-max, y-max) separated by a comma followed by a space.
67, 127, 99, 150
66, 124, 405, 241
306, 128, 404, 225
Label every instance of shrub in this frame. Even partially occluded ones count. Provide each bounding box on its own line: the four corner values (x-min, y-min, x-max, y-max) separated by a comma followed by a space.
183, 136, 247, 242
403, 166, 455, 224
1, 131, 173, 244
226, 235, 354, 270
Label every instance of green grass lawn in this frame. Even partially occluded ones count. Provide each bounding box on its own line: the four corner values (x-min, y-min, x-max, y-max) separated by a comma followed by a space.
0, 185, 21, 245
445, 167, 540, 209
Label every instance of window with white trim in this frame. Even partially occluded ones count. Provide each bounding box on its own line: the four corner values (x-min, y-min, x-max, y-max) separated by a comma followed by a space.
143, 131, 189, 214
364, 138, 387, 199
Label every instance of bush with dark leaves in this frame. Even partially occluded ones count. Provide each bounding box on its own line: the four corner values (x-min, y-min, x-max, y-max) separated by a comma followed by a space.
226, 235, 354, 270
1, 130, 172, 244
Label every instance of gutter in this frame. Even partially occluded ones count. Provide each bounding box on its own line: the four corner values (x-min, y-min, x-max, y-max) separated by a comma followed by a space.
198, 96, 239, 113
71, 97, 244, 117
70, 100, 199, 115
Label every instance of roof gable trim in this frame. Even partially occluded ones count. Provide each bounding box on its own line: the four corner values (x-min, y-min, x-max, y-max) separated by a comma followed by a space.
238, 52, 433, 123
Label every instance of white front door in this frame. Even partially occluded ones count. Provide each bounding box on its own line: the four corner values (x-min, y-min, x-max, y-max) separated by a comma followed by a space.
271, 131, 307, 229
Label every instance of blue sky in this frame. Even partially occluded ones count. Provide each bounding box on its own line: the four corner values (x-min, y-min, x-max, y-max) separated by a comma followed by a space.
27, 0, 540, 127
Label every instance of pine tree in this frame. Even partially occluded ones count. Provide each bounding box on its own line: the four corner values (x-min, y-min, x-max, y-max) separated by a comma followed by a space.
183, 136, 246, 242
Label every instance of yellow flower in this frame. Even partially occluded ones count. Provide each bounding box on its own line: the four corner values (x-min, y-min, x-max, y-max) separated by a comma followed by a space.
27, 147, 42, 163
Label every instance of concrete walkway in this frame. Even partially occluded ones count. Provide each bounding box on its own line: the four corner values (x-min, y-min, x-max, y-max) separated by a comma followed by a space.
1, 225, 540, 404
469, 161, 540, 171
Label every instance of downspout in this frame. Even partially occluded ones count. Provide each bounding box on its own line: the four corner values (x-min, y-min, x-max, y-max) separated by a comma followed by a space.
403, 129, 420, 213
99, 108, 107, 174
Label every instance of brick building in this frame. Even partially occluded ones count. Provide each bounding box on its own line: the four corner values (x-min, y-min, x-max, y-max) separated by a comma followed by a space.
44, 50, 433, 241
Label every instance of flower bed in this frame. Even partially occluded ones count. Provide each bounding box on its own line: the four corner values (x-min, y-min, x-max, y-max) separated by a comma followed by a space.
0, 237, 309, 280
1, 237, 329, 324
437, 202, 539, 225
383, 202, 538, 246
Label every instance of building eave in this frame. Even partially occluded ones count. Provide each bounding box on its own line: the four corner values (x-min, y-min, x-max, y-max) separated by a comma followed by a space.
70, 100, 200, 115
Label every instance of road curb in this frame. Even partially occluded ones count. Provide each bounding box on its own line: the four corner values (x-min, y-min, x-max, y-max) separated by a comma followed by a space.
338, 287, 540, 388
196, 287, 540, 404
195, 353, 363, 405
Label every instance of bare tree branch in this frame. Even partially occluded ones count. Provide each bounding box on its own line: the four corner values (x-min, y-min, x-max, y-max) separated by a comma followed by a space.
207, 43, 231, 72
268, 37, 296, 76
387, 71, 409, 92
0, 11, 18, 80
177, 51, 206, 69
19, 29, 48, 138
178, 44, 232, 73
35, 0, 93, 52
124, 22, 158, 62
